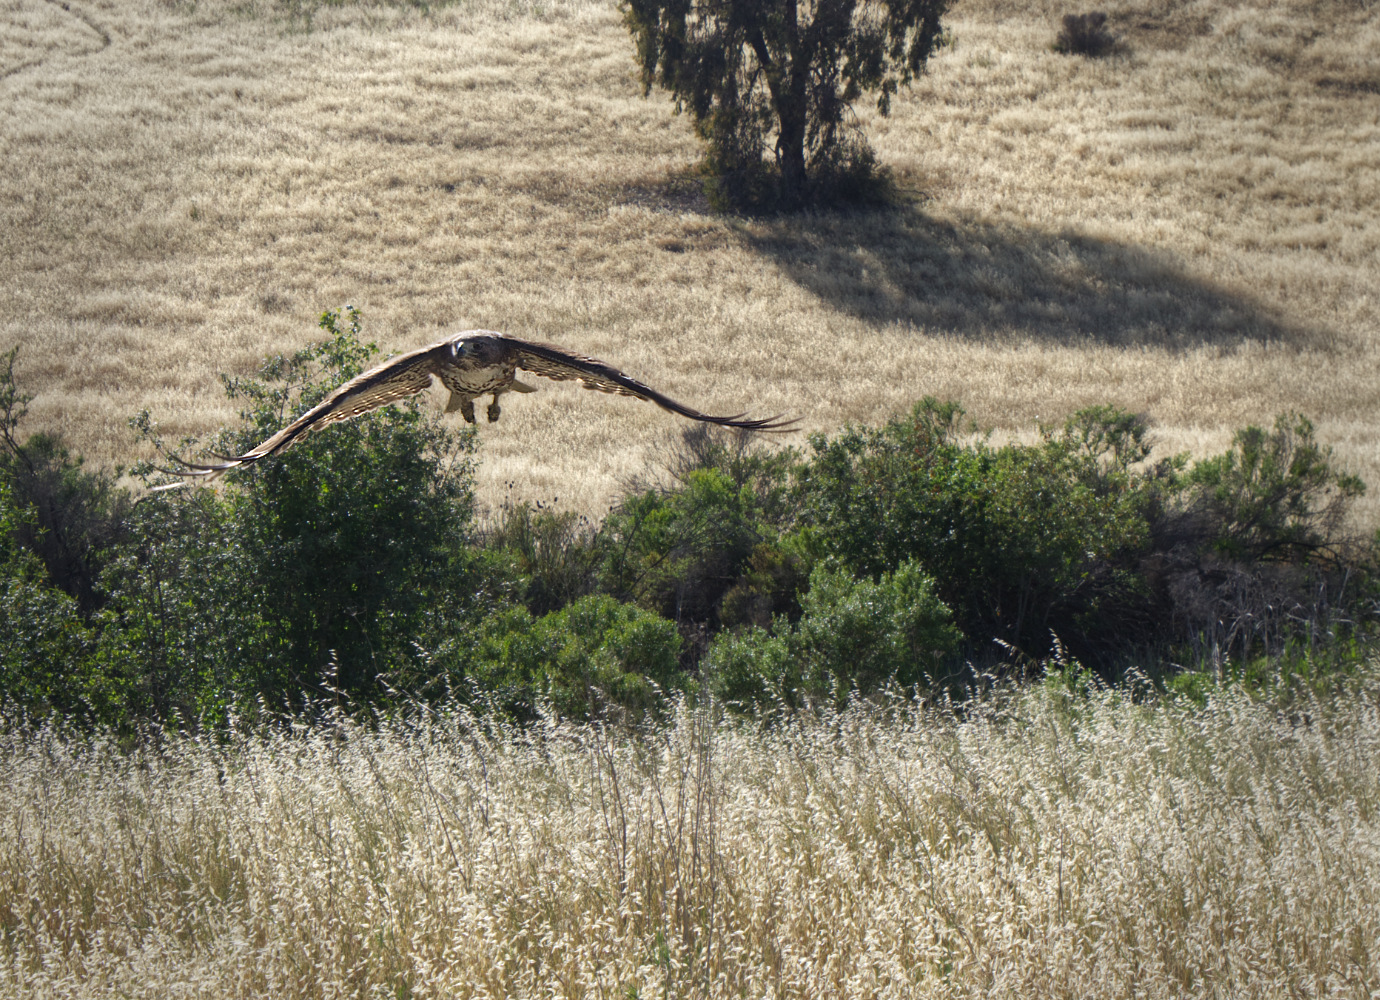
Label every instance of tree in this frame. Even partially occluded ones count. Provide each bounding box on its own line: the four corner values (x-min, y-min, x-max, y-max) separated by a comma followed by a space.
624, 0, 950, 209
118, 307, 488, 715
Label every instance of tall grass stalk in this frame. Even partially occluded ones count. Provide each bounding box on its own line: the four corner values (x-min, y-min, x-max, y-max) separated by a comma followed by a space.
1, 674, 1377, 998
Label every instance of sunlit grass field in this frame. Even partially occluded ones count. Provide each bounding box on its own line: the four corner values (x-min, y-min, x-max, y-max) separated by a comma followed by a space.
2, 675, 1377, 998
2, 0, 1378, 517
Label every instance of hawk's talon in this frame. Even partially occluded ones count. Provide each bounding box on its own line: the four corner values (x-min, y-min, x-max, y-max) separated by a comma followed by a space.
487, 395, 502, 422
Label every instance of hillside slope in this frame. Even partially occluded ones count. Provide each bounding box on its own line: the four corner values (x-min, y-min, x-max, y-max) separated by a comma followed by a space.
2, 0, 1376, 516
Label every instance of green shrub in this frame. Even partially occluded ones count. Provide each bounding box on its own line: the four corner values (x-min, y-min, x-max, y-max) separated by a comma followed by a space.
484, 502, 608, 617
795, 559, 961, 689
0, 479, 96, 721
112, 307, 489, 720
0, 349, 131, 612
0, 300, 1373, 730
792, 399, 1159, 662
708, 558, 959, 711
704, 625, 795, 712
1178, 414, 1364, 564
460, 595, 687, 721
602, 467, 772, 628
718, 530, 820, 629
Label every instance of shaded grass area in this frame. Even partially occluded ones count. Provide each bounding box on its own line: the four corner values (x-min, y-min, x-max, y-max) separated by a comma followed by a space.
746, 204, 1318, 349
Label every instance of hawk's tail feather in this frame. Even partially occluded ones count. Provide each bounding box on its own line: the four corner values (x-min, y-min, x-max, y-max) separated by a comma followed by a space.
154, 451, 259, 479
164, 458, 241, 473
697, 412, 800, 433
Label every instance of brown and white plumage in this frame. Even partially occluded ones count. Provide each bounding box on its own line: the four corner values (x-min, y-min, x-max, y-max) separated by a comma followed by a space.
159, 331, 794, 484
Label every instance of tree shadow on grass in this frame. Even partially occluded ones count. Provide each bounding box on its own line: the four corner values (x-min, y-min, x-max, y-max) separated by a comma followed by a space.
742, 204, 1325, 351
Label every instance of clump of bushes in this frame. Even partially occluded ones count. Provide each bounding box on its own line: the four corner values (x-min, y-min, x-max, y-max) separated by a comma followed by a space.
450, 595, 687, 722
1053, 12, 1119, 57
709, 559, 961, 712
789, 399, 1373, 674
1, 309, 494, 728
0, 309, 1373, 733
791, 399, 1165, 661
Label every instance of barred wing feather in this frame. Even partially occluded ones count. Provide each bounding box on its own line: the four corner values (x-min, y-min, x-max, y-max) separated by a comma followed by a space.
158, 345, 441, 484
508, 339, 793, 431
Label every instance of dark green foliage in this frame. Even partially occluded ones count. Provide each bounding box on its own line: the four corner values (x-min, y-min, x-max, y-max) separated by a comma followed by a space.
701, 627, 794, 712
1178, 414, 1364, 564
0, 309, 498, 728
0, 349, 132, 613
709, 558, 959, 711
602, 469, 770, 626
795, 559, 959, 681
457, 595, 688, 721
0, 310, 693, 730
1053, 12, 1118, 57
623, 0, 950, 209
486, 425, 803, 664
719, 531, 818, 628
792, 399, 1163, 661
84, 489, 256, 725
1143, 415, 1370, 670
125, 307, 485, 712
596, 426, 799, 632
0, 481, 96, 721
484, 503, 608, 617
786, 399, 1376, 674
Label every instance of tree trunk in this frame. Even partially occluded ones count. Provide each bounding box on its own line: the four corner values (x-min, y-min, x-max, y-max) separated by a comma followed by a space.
749, 0, 809, 207
776, 103, 807, 207
776, 0, 808, 207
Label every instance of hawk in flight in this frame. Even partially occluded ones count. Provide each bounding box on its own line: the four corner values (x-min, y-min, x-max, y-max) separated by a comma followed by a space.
159, 331, 793, 484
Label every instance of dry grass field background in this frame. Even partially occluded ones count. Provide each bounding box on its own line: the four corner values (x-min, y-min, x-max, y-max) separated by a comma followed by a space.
3, 680, 1378, 998
2, 0, 1378, 519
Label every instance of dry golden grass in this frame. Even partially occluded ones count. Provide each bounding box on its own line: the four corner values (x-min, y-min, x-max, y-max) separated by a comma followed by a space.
2, 676, 1378, 998
2, 0, 1378, 518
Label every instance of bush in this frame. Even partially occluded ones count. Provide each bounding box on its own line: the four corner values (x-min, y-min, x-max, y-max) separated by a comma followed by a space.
1136, 414, 1372, 670
1053, 12, 1118, 57
790, 398, 1376, 675
792, 399, 1161, 662
13, 306, 493, 728
484, 502, 608, 617
459, 595, 687, 721
602, 467, 774, 630
1177, 414, 1364, 564
0, 349, 131, 612
709, 558, 959, 711
121, 307, 488, 715
0, 303, 1373, 728
0, 479, 96, 721
718, 530, 819, 629
703, 626, 795, 713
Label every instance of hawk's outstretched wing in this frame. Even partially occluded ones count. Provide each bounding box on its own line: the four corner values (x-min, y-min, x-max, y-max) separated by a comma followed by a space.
504, 337, 795, 432
155, 341, 447, 487
155, 332, 794, 489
